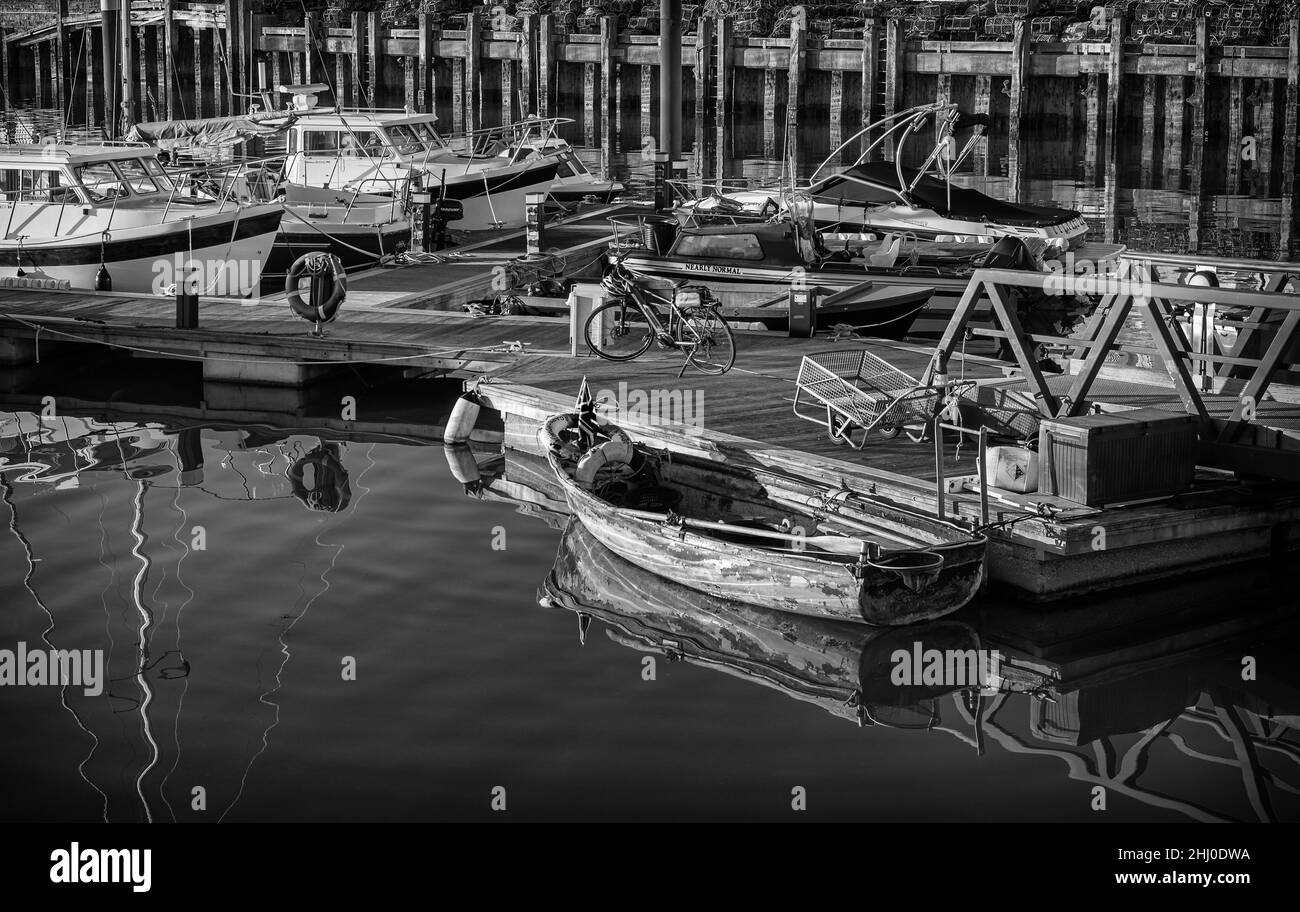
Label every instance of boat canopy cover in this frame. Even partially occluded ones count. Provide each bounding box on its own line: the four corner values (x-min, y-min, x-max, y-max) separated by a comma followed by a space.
838, 161, 1080, 228
125, 113, 295, 150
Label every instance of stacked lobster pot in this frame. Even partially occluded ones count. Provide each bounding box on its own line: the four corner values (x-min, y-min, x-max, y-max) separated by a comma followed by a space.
700, 0, 779, 37
549, 0, 583, 33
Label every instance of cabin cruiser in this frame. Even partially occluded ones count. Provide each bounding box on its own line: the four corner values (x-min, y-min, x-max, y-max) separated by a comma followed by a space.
676, 103, 1088, 253
277, 85, 621, 229
0, 143, 282, 295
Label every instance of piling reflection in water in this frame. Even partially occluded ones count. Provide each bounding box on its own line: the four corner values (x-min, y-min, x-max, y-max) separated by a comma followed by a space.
3, 410, 1298, 821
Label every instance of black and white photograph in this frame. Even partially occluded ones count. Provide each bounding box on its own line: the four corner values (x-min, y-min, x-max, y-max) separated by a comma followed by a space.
0, 0, 1295, 890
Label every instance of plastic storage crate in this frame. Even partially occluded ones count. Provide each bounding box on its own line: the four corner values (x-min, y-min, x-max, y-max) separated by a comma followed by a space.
1037, 407, 1198, 506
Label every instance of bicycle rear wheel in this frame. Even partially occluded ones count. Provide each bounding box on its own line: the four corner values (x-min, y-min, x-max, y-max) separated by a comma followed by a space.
681, 307, 736, 375
585, 299, 654, 361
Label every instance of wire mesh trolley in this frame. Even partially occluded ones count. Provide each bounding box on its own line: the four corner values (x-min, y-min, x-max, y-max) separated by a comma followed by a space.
793, 350, 973, 448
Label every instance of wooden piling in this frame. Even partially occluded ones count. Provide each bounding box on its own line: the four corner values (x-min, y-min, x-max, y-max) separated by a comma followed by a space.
367, 10, 379, 105
350, 12, 363, 108
465, 11, 481, 135
715, 16, 732, 184
883, 16, 902, 160
303, 12, 316, 89
538, 14, 554, 119
1007, 18, 1030, 198
583, 61, 596, 146
1104, 13, 1124, 189
763, 67, 777, 161
601, 17, 617, 180
861, 16, 878, 161
694, 16, 712, 180
829, 69, 844, 163
271, 46, 283, 111
785, 8, 806, 173
1281, 19, 1299, 253
195, 28, 205, 119
502, 58, 515, 125
452, 53, 465, 132
55, 1, 67, 120
641, 64, 653, 146
972, 75, 991, 176
1189, 15, 1208, 198
137, 19, 149, 120
520, 15, 535, 115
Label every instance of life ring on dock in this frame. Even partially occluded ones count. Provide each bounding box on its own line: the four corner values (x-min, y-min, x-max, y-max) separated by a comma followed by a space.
288, 445, 352, 513
286, 252, 347, 324
575, 428, 635, 487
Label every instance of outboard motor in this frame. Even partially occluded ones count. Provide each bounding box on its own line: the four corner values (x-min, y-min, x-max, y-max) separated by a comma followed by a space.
981, 235, 1034, 271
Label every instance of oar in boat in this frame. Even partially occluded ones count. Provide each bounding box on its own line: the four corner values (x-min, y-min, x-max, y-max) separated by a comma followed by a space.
617, 507, 875, 557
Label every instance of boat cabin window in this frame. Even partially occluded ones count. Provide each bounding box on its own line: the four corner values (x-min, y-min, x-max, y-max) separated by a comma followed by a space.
814, 175, 903, 205
115, 158, 160, 193
141, 157, 174, 191
0, 167, 78, 203
385, 123, 441, 155
555, 153, 590, 178
303, 130, 340, 155
339, 130, 385, 157
74, 162, 129, 202
672, 232, 766, 261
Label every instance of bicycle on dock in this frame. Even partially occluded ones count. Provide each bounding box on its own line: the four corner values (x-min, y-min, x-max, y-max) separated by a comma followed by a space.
583, 253, 736, 376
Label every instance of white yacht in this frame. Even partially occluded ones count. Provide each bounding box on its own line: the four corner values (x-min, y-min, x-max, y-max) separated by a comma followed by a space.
0, 143, 282, 295
277, 86, 620, 229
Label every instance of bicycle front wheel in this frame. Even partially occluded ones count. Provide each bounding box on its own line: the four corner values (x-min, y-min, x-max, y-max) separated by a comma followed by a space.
681, 307, 736, 375
585, 299, 654, 361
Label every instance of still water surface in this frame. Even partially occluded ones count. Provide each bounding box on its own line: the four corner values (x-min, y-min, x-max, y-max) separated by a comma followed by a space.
1, 412, 1297, 822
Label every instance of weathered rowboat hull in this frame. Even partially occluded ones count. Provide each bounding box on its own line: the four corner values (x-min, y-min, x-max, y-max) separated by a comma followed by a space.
542, 519, 984, 723
541, 414, 986, 626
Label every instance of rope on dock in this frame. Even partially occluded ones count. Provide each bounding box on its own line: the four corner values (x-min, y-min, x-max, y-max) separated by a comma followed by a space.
0, 310, 546, 367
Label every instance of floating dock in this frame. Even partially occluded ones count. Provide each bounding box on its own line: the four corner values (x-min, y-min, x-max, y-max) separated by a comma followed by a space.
6, 251, 1300, 601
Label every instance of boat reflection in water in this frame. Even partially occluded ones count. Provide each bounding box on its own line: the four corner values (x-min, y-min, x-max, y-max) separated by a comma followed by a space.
529, 471, 1300, 820
541, 518, 985, 730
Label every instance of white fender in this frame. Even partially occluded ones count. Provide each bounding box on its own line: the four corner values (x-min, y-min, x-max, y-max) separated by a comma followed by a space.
443, 392, 481, 444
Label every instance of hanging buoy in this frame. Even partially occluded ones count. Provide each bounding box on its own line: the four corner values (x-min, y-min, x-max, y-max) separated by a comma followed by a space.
443, 390, 482, 444
286, 252, 347, 334
443, 443, 483, 494
94, 232, 112, 291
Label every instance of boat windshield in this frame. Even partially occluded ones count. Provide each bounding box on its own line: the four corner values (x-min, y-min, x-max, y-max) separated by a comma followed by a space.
115, 157, 160, 194
140, 157, 175, 191
384, 122, 443, 155
74, 161, 129, 202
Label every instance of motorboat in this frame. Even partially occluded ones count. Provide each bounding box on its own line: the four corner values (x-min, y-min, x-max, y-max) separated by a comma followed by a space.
0, 142, 281, 295
276, 85, 621, 229
676, 103, 1089, 253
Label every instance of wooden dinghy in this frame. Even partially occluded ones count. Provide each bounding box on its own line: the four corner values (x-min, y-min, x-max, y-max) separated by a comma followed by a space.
541, 518, 985, 726
539, 404, 986, 626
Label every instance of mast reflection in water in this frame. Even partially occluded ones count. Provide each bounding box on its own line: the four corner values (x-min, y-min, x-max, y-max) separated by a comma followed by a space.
2, 412, 1298, 822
